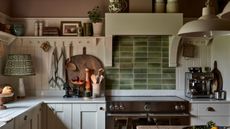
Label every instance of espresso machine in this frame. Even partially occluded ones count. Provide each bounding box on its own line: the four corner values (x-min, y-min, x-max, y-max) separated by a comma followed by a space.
185, 67, 214, 98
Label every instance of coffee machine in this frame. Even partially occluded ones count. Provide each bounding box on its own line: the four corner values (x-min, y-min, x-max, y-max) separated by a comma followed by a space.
185, 67, 214, 98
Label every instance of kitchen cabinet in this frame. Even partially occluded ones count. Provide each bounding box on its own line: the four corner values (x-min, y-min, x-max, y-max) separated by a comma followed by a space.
0, 119, 14, 129
72, 104, 106, 129
46, 103, 72, 129
190, 103, 230, 126
14, 104, 42, 129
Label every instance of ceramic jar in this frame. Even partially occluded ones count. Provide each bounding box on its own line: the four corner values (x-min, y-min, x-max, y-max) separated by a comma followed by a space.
11, 24, 25, 36
166, 0, 179, 13
154, 0, 165, 13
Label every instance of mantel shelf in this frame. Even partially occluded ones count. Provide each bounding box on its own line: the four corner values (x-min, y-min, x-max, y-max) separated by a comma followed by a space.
16, 36, 105, 39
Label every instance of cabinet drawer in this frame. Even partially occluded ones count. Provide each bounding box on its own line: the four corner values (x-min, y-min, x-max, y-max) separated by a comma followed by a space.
198, 104, 230, 116
193, 116, 230, 126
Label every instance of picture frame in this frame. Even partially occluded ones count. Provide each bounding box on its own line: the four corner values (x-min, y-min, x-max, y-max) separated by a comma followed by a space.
61, 21, 82, 36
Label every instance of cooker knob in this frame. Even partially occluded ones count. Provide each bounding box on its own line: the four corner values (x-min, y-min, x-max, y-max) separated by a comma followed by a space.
174, 105, 180, 111
144, 104, 151, 111
114, 105, 119, 110
109, 105, 114, 111
119, 104, 125, 110
180, 105, 185, 111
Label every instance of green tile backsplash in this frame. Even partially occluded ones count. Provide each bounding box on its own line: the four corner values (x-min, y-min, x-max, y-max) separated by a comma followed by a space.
105, 36, 176, 90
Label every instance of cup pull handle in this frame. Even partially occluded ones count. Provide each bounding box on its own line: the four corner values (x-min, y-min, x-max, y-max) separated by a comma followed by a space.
207, 107, 215, 112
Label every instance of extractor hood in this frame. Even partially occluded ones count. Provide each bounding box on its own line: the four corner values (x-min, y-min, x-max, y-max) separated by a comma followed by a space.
105, 13, 183, 67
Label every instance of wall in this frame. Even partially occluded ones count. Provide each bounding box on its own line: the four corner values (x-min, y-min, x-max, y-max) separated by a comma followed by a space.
0, 0, 11, 16
11, 0, 107, 18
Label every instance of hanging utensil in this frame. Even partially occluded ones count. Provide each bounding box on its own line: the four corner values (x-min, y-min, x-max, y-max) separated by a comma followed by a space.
211, 61, 223, 93
66, 43, 78, 71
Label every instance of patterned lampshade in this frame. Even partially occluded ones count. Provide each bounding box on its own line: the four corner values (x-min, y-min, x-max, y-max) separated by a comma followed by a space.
4, 54, 35, 76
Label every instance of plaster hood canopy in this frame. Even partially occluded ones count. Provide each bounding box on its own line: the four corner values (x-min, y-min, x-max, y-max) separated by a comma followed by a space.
178, 0, 230, 38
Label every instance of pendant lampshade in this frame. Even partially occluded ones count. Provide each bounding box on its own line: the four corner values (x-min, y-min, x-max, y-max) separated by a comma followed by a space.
178, 0, 230, 38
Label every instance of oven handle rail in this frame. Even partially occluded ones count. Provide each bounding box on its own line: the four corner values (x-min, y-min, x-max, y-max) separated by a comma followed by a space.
107, 113, 147, 117
107, 113, 190, 117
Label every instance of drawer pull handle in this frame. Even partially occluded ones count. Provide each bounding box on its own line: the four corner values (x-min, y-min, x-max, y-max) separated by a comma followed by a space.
207, 107, 215, 112
100, 107, 104, 111
24, 115, 28, 120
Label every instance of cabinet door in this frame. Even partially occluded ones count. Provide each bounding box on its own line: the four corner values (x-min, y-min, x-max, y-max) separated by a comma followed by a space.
47, 104, 72, 129
15, 109, 32, 129
0, 119, 14, 129
72, 104, 105, 129
31, 104, 42, 129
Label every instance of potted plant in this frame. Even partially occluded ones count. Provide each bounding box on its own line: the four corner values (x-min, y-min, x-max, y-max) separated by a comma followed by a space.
88, 6, 103, 36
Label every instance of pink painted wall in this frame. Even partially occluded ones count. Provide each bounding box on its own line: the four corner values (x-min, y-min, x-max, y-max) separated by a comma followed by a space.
11, 0, 107, 18
0, 0, 12, 15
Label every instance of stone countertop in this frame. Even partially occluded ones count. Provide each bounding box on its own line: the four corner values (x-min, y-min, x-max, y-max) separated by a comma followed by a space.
179, 96, 230, 104
0, 96, 105, 127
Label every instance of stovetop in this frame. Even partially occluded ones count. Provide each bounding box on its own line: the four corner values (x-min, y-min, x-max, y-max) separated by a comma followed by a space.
106, 96, 186, 102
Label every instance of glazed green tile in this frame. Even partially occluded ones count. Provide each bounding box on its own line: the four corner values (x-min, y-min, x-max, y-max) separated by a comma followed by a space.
148, 52, 162, 58
148, 79, 161, 85
134, 63, 148, 68
120, 74, 133, 78
120, 79, 133, 85
134, 58, 148, 62
106, 68, 119, 74
120, 63, 133, 68
134, 74, 147, 79
148, 58, 161, 63
120, 46, 133, 51
106, 84, 120, 90
113, 46, 119, 51
162, 63, 169, 68
148, 47, 161, 52
106, 79, 120, 85
106, 74, 119, 80
148, 36, 162, 41
120, 69, 133, 74
134, 85, 147, 89
148, 85, 161, 89
162, 73, 176, 79
162, 47, 168, 52
134, 79, 147, 84
148, 74, 161, 78
114, 36, 133, 42
148, 63, 161, 68
161, 85, 176, 89
120, 85, 133, 89
162, 58, 169, 63
113, 51, 120, 57
134, 52, 147, 58
134, 68, 147, 73
162, 79, 176, 84
163, 52, 168, 57
112, 63, 120, 68
119, 41, 133, 46
162, 41, 169, 47
147, 68, 161, 73
134, 46, 147, 52
134, 36, 148, 41
148, 41, 162, 46
162, 36, 169, 41
134, 41, 147, 46
162, 68, 175, 73
120, 51, 133, 57
120, 58, 133, 63
113, 57, 120, 63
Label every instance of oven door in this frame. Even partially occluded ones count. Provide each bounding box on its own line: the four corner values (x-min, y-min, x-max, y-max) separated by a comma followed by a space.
106, 113, 190, 129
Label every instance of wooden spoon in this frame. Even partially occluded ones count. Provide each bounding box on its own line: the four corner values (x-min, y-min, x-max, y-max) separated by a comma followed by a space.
66, 43, 78, 71
91, 74, 97, 84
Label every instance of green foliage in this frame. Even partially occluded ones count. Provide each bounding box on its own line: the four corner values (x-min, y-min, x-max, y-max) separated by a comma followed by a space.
88, 6, 102, 23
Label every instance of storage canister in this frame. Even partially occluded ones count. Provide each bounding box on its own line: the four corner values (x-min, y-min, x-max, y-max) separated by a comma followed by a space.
154, 0, 165, 13
166, 0, 179, 13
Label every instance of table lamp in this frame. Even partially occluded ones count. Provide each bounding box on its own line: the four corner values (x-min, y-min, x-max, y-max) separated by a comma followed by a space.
4, 54, 35, 98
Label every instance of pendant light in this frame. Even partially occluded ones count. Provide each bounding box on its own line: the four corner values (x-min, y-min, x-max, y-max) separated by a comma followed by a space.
178, 0, 230, 38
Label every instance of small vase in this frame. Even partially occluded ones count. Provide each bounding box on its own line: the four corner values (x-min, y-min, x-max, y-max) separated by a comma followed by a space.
93, 22, 103, 36
11, 24, 25, 36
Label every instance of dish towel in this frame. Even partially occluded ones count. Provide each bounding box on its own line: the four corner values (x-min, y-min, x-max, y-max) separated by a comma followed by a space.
48, 44, 66, 89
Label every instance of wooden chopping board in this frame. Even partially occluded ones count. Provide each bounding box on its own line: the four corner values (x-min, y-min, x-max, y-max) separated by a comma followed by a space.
66, 47, 104, 81
211, 61, 223, 92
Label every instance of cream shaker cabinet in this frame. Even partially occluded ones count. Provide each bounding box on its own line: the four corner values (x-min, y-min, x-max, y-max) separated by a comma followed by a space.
45, 103, 106, 129
46, 104, 72, 129
0, 119, 14, 129
72, 104, 106, 129
14, 104, 42, 129
190, 103, 230, 126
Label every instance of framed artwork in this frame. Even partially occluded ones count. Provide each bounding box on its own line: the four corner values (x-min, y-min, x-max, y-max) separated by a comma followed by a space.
61, 21, 82, 36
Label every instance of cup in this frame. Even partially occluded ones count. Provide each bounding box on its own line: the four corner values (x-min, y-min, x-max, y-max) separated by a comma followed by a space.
92, 83, 101, 98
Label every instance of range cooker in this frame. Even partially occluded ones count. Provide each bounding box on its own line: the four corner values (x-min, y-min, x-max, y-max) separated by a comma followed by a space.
106, 96, 190, 129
